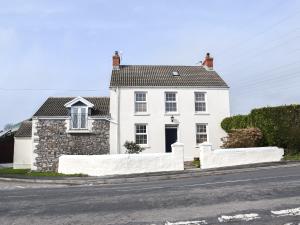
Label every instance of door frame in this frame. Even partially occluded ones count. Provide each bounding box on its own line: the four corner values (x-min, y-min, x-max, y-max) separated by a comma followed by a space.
165, 124, 179, 153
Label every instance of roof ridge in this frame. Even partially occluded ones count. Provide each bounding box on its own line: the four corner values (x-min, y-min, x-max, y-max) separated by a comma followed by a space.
48, 96, 109, 98
121, 64, 203, 67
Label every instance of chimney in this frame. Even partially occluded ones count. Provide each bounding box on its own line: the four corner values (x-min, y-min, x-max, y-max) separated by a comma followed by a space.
112, 51, 121, 70
202, 52, 213, 70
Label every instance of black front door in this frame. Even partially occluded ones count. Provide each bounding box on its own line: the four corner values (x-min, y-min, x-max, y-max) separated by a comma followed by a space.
165, 127, 177, 153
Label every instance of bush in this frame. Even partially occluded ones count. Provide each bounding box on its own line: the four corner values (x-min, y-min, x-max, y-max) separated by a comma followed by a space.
221, 104, 300, 153
124, 141, 145, 154
221, 128, 263, 148
221, 115, 251, 132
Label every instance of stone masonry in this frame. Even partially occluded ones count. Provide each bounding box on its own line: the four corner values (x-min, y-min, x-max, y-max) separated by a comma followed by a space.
34, 119, 109, 171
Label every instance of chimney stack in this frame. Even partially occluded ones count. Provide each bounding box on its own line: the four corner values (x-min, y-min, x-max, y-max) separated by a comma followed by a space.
112, 51, 121, 70
202, 52, 213, 70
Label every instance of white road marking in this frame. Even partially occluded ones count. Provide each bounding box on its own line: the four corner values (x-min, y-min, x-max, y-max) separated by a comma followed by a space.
165, 220, 207, 225
218, 213, 260, 222
116, 174, 300, 192
15, 186, 25, 189
271, 207, 300, 217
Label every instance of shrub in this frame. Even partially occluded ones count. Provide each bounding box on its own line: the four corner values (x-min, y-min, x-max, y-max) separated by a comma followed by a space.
221, 115, 250, 132
221, 128, 263, 148
124, 141, 145, 154
221, 104, 300, 153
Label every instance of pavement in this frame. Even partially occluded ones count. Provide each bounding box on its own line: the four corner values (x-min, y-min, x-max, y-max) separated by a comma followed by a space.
0, 163, 299, 225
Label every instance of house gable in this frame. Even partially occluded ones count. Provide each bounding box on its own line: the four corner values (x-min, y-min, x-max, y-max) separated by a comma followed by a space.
64, 96, 94, 108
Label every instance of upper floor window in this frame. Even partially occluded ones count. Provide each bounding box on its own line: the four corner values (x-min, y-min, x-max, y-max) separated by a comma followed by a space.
135, 124, 147, 144
71, 107, 88, 129
195, 92, 206, 112
165, 92, 177, 113
135, 92, 147, 113
196, 124, 208, 144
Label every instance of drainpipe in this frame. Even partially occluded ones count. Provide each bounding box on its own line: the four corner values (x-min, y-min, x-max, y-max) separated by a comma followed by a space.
117, 87, 121, 154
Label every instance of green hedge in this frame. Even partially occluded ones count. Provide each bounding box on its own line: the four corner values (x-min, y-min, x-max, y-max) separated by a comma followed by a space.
221, 105, 300, 152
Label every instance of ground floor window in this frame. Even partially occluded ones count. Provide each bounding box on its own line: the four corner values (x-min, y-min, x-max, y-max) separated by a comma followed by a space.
135, 124, 147, 144
196, 124, 207, 144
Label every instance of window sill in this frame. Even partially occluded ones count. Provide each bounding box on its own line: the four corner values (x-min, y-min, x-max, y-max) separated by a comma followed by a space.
195, 112, 210, 115
165, 112, 180, 116
139, 145, 150, 148
67, 129, 92, 134
134, 113, 150, 116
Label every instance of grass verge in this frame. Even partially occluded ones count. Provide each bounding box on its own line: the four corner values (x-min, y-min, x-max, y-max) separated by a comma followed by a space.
284, 153, 300, 161
0, 168, 86, 177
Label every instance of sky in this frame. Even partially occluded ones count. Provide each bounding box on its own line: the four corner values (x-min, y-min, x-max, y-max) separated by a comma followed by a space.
0, 0, 300, 129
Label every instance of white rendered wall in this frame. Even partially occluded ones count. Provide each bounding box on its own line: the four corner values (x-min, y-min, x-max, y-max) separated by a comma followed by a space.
110, 87, 230, 161
58, 143, 184, 176
199, 143, 284, 169
13, 137, 32, 169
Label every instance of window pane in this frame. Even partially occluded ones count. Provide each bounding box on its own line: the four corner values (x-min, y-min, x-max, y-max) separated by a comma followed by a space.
135, 102, 147, 112
72, 107, 78, 114
166, 92, 176, 101
195, 102, 206, 112
196, 134, 207, 144
136, 125, 146, 134
165, 102, 177, 112
80, 114, 86, 128
197, 124, 206, 133
72, 114, 78, 128
136, 134, 147, 144
195, 92, 205, 101
135, 92, 146, 101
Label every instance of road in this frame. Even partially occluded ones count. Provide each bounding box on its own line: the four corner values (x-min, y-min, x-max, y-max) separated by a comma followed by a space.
0, 165, 299, 225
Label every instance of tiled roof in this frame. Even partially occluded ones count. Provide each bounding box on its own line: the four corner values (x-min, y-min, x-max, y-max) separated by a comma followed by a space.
15, 121, 32, 137
33, 97, 110, 117
110, 65, 228, 88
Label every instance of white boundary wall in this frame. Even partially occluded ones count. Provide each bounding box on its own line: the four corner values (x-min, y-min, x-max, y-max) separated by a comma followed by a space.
199, 142, 284, 169
13, 137, 32, 169
58, 142, 184, 176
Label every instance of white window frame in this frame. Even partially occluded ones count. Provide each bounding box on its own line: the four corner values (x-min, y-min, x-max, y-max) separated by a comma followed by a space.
195, 92, 207, 113
135, 124, 148, 145
196, 123, 208, 144
71, 106, 88, 130
134, 92, 147, 113
165, 92, 177, 113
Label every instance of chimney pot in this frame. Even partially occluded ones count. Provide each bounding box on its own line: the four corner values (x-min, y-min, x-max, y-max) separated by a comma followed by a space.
112, 51, 121, 70
202, 52, 213, 70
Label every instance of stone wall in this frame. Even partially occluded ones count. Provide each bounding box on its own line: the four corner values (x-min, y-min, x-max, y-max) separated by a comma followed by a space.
34, 119, 109, 171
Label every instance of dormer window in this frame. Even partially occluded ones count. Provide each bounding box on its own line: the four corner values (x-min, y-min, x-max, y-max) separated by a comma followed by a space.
64, 97, 94, 132
71, 107, 87, 129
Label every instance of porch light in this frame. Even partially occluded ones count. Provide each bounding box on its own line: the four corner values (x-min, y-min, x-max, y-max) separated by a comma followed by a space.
171, 115, 174, 122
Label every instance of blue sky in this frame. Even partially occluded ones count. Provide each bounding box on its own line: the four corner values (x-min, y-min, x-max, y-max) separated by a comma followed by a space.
0, 0, 300, 129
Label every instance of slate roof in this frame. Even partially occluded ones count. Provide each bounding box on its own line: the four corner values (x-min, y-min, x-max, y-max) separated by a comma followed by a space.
110, 65, 228, 88
33, 97, 110, 117
15, 121, 32, 138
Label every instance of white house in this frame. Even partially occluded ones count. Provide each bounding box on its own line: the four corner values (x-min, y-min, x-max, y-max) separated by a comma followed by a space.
13, 51, 230, 171
109, 52, 230, 161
